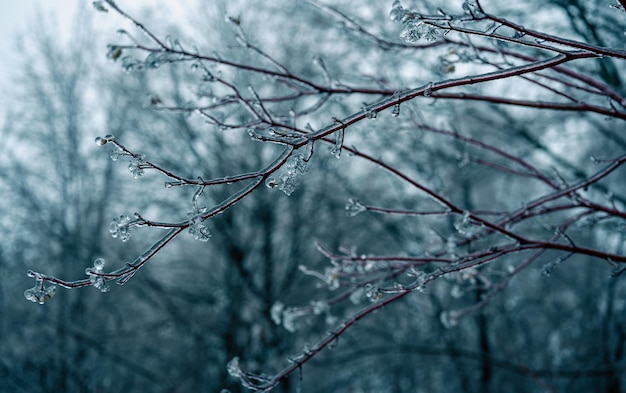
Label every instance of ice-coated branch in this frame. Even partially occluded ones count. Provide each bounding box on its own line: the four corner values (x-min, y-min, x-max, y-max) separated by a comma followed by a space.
24, 1, 626, 391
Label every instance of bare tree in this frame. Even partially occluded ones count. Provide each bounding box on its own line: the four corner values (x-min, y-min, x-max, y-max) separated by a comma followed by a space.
18, 0, 626, 391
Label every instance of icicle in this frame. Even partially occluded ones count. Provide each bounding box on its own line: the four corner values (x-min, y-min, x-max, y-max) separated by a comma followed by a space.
330, 128, 344, 159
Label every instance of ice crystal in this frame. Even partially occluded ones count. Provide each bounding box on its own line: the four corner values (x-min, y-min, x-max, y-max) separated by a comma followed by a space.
189, 221, 211, 242
187, 209, 211, 242
266, 153, 309, 196
400, 20, 428, 44
109, 149, 125, 161
454, 211, 474, 237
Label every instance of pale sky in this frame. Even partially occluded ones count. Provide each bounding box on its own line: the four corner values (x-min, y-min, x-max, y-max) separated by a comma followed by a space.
0, 0, 195, 131
0, 0, 77, 68
0, 0, 79, 128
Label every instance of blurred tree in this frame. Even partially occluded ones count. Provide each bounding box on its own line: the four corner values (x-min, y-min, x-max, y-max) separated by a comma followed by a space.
5, 0, 626, 392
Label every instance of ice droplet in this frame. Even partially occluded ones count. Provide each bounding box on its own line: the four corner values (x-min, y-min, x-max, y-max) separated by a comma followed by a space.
362, 106, 377, 119
265, 177, 278, 189
93, 257, 106, 271
95, 136, 107, 146
248, 128, 263, 141
423, 83, 434, 97
365, 283, 382, 301
391, 103, 401, 117
389, 0, 404, 21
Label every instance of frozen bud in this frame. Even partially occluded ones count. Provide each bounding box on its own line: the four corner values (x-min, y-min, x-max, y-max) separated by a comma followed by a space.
92, 0, 108, 12
91, 276, 111, 293
365, 283, 382, 301
107, 45, 123, 61
110, 215, 132, 242
271, 302, 284, 325
227, 357, 243, 378
128, 160, 145, 178
109, 150, 124, 161
345, 198, 367, 217
311, 300, 328, 315
189, 221, 211, 242
400, 20, 427, 43
389, 0, 405, 21
440, 310, 460, 328
93, 257, 106, 271
24, 283, 56, 304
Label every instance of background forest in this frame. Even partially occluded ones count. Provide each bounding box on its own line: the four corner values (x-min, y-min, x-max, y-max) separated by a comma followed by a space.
1, 0, 625, 392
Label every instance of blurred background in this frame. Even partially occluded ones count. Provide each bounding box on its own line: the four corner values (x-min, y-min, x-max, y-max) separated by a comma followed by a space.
0, 1, 624, 392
